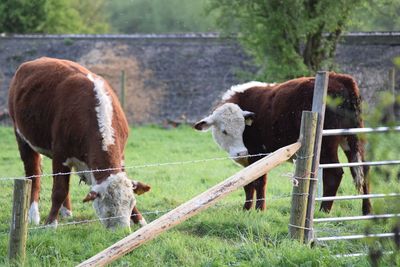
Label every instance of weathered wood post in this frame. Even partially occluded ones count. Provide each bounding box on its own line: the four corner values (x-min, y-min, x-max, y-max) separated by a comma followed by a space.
289, 111, 318, 242
78, 142, 301, 267
8, 178, 32, 265
120, 70, 126, 111
304, 71, 329, 244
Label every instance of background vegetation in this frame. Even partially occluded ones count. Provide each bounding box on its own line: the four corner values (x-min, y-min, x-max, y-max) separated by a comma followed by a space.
0, 125, 399, 266
1, 0, 399, 81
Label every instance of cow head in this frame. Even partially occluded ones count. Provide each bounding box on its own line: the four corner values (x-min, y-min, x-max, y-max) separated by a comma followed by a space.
83, 172, 137, 229
194, 103, 255, 166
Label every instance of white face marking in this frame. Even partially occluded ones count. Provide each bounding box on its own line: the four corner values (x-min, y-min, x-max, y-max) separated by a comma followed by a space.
87, 73, 115, 151
198, 103, 249, 166
28, 201, 40, 225
16, 128, 53, 157
91, 172, 135, 229
63, 157, 96, 185
222, 81, 272, 101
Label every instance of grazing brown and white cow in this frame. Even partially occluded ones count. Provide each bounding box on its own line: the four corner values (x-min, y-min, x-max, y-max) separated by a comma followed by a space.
195, 73, 372, 215
8, 57, 150, 229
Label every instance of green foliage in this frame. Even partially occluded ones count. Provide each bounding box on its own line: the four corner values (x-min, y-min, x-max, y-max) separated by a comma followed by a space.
0, 0, 46, 33
0, 0, 110, 34
349, 0, 400, 32
104, 0, 219, 33
1, 125, 400, 266
208, 0, 362, 81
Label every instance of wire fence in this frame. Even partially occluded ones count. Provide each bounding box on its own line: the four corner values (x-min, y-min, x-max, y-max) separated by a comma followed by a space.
309, 126, 400, 252
0, 153, 272, 181
0, 151, 296, 240
0, 194, 293, 237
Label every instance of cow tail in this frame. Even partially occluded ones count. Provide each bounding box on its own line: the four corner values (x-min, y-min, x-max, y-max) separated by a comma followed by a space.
346, 135, 366, 192
339, 73, 367, 192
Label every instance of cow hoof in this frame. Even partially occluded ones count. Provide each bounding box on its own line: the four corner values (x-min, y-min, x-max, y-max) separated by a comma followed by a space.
48, 220, 58, 229
138, 218, 147, 227
28, 202, 40, 225
60, 206, 73, 218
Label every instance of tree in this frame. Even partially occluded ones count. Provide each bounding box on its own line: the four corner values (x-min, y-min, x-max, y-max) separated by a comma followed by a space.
0, 0, 110, 34
105, 0, 219, 34
348, 0, 400, 31
208, 0, 363, 81
0, 0, 47, 33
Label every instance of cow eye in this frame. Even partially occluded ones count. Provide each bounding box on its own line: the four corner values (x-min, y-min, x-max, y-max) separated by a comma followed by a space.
222, 130, 228, 135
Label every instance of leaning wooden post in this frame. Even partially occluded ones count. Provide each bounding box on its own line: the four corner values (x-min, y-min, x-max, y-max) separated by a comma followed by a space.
8, 178, 32, 265
78, 142, 301, 267
289, 111, 318, 242
304, 71, 329, 244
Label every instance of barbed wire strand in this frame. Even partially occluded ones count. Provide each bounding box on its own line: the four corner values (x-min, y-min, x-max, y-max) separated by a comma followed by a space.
0, 153, 272, 181
0, 194, 292, 235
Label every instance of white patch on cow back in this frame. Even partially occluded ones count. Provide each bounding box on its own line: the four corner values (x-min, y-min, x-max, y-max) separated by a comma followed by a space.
87, 73, 115, 151
91, 172, 136, 229
222, 81, 272, 101
63, 157, 96, 185
16, 128, 53, 157
28, 201, 40, 225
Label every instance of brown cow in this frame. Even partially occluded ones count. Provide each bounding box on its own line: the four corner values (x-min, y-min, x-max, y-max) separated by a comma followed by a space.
8, 57, 150, 229
194, 73, 371, 215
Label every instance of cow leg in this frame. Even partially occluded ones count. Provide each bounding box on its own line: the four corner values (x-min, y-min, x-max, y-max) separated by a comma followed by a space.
320, 138, 343, 213
15, 133, 42, 225
47, 158, 71, 226
131, 206, 147, 226
255, 174, 268, 210
361, 171, 372, 215
243, 182, 255, 210
341, 136, 372, 215
320, 167, 344, 212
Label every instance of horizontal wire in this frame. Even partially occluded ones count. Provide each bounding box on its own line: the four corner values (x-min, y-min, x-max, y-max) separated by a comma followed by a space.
0, 195, 292, 234
0, 153, 270, 181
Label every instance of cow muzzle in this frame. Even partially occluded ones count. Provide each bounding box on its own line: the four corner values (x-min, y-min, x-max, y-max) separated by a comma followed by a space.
232, 150, 249, 166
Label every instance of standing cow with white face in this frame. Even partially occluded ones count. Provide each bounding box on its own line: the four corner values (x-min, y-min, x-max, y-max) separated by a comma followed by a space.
8, 57, 150, 229
195, 73, 371, 215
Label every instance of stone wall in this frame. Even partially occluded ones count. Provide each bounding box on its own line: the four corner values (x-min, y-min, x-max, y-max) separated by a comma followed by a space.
0, 33, 399, 125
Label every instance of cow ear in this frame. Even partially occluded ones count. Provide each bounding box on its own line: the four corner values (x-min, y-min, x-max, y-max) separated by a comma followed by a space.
242, 111, 256, 126
193, 116, 214, 131
132, 180, 151, 195
83, 191, 99, 202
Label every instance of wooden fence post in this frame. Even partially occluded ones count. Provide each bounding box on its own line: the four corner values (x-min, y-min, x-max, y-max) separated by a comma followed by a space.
304, 71, 329, 244
77, 142, 301, 267
289, 111, 318, 242
8, 179, 32, 265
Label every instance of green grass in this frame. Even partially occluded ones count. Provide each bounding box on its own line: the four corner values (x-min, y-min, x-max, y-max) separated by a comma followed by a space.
0, 125, 400, 266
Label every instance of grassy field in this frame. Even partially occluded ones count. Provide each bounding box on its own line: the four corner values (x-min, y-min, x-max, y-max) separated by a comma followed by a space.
0, 125, 399, 266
